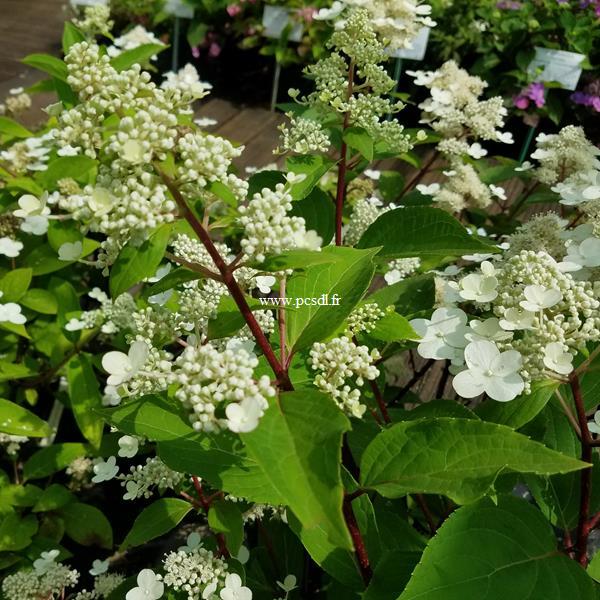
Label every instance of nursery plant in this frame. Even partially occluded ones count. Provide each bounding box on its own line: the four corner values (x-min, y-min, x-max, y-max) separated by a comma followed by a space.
2, 3, 600, 600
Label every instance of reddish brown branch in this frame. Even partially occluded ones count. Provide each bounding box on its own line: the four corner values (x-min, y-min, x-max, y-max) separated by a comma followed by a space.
400, 151, 439, 197
369, 380, 391, 424
414, 494, 437, 535
571, 373, 594, 566
343, 495, 372, 585
157, 167, 292, 390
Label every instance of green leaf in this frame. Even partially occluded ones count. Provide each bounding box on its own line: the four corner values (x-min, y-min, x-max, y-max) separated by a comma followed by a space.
103, 395, 285, 504
110, 43, 167, 71
60, 502, 113, 549
476, 380, 559, 429
356, 207, 496, 260
259, 250, 337, 272
145, 266, 202, 296
286, 155, 336, 201
367, 274, 435, 317
286, 246, 377, 353
67, 354, 104, 450
0, 116, 32, 139
208, 500, 244, 554
344, 126, 374, 161
24, 443, 88, 480
0, 268, 32, 302
32, 484, 74, 513
290, 186, 335, 245
368, 312, 417, 342
207, 181, 239, 207
19, 289, 58, 315
588, 551, 600, 583
360, 418, 588, 504
0, 398, 51, 438
109, 224, 172, 298
121, 498, 192, 550
241, 391, 353, 550
364, 551, 421, 600
207, 295, 265, 340
247, 170, 286, 197
42, 156, 97, 188
22, 53, 68, 81
62, 22, 86, 54
0, 484, 42, 509
398, 495, 595, 600
0, 511, 38, 551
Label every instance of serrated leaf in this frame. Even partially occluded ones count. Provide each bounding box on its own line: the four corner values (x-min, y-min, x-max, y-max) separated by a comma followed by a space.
368, 312, 417, 342
121, 498, 192, 550
145, 266, 202, 297
67, 354, 104, 450
109, 224, 171, 297
357, 207, 496, 260
0, 398, 51, 438
286, 246, 377, 353
344, 126, 374, 161
241, 391, 353, 551
286, 155, 336, 201
398, 495, 595, 600
258, 250, 337, 272
360, 418, 588, 504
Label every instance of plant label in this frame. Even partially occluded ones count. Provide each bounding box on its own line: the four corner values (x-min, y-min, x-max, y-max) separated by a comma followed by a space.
262, 6, 304, 43
528, 47, 585, 91
390, 27, 430, 61
69, 0, 107, 6
164, 0, 194, 19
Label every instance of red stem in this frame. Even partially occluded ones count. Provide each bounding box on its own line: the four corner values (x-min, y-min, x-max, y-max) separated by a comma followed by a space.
571, 373, 593, 566
400, 151, 439, 197
343, 495, 372, 585
369, 379, 391, 424
157, 167, 292, 390
414, 494, 437, 535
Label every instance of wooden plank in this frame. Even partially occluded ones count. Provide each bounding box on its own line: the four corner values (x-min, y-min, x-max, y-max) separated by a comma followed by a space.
194, 98, 239, 133
215, 108, 279, 147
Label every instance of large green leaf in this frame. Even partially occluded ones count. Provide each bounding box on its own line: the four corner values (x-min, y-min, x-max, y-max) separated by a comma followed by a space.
360, 418, 588, 504
67, 354, 104, 450
285, 246, 378, 353
207, 500, 244, 554
367, 274, 435, 317
121, 498, 192, 550
0, 398, 51, 438
109, 224, 172, 297
356, 207, 496, 259
22, 53, 68, 81
42, 156, 97, 188
286, 155, 336, 201
290, 187, 335, 245
476, 380, 558, 429
110, 43, 167, 71
0, 268, 32, 302
60, 502, 113, 549
101, 396, 285, 503
241, 391, 353, 551
0, 511, 38, 551
397, 495, 595, 600
24, 443, 88, 480
0, 116, 32, 139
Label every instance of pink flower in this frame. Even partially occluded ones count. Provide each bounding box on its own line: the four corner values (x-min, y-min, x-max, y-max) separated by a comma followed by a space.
208, 42, 222, 58
191, 46, 200, 58
296, 7, 317, 23
226, 4, 242, 17
513, 94, 530, 109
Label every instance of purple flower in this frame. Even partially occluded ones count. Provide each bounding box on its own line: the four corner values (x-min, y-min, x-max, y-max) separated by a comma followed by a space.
571, 90, 600, 112
513, 82, 546, 110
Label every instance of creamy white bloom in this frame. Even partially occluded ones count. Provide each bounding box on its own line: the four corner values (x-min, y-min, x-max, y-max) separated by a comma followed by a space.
13, 192, 50, 218
0, 301, 26, 325
89, 559, 109, 576
255, 275, 276, 294
33, 549, 59, 575
314, 1, 344, 20
452, 340, 524, 401
178, 531, 202, 553
220, 573, 252, 600
126, 569, 164, 600
0, 237, 23, 258
410, 307, 470, 362
92, 456, 119, 483
543, 342, 574, 376
519, 284, 562, 312
225, 397, 264, 433
498, 307, 535, 331
21, 215, 49, 236
465, 318, 512, 343
277, 575, 297, 593
58, 241, 83, 262
102, 341, 149, 386
489, 184, 506, 200
118, 435, 139, 458
467, 143, 487, 159
566, 237, 600, 268
416, 183, 440, 195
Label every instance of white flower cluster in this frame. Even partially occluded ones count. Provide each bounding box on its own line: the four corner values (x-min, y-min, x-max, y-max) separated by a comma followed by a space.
0, 433, 28, 455
172, 343, 276, 433
161, 63, 213, 99
385, 257, 421, 285
277, 114, 332, 154
0, 133, 53, 175
120, 457, 185, 500
309, 335, 380, 417
412, 242, 600, 400
73, 4, 114, 37
344, 0, 435, 50
0, 87, 32, 117
73, 573, 126, 599
162, 548, 229, 600
346, 302, 387, 335
106, 25, 164, 59
238, 182, 318, 263
344, 196, 393, 246
2, 553, 79, 600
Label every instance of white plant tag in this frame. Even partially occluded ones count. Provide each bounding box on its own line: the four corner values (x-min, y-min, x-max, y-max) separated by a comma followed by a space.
390, 27, 430, 61
70, 0, 107, 6
164, 0, 194, 19
262, 6, 304, 43
528, 47, 585, 91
